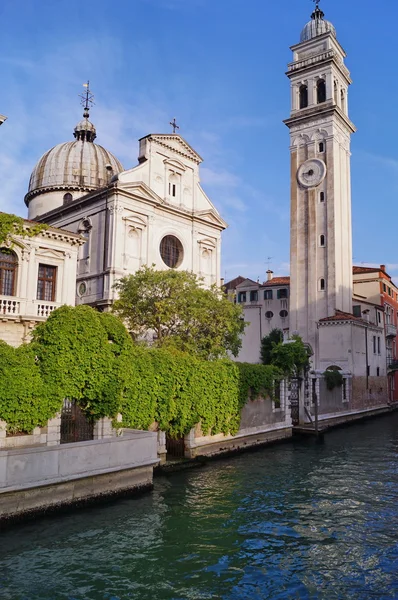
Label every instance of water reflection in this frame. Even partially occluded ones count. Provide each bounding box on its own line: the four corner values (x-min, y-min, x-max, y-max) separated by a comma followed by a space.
0, 415, 397, 599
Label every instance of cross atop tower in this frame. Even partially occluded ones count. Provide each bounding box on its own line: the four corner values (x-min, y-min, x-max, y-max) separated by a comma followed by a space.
170, 118, 180, 134
79, 81, 95, 119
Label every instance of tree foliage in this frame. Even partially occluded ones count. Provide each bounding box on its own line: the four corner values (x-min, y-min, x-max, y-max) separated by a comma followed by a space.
0, 212, 47, 246
324, 368, 343, 390
260, 329, 284, 365
112, 265, 246, 359
270, 335, 311, 376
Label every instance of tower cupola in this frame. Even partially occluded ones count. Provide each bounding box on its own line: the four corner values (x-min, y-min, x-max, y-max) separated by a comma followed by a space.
300, 3, 336, 42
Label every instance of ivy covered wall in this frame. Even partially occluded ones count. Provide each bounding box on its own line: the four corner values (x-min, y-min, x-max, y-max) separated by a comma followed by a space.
0, 306, 282, 437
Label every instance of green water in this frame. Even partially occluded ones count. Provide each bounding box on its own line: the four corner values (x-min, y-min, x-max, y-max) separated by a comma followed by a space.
0, 415, 397, 599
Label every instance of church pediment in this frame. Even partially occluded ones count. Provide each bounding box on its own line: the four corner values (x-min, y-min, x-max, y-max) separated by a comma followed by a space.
118, 181, 164, 206
146, 134, 203, 164
36, 248, 65, 259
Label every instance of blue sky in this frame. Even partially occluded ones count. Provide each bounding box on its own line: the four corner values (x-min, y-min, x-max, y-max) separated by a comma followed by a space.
1, 0, 397, 282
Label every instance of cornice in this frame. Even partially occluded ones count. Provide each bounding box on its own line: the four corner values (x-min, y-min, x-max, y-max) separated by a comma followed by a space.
24, 183, 98, 207
284, 103, 356, 134
287, 49, 351, 84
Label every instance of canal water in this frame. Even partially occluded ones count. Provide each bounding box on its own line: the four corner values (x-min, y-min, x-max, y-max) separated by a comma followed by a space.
0, 415, 397, 600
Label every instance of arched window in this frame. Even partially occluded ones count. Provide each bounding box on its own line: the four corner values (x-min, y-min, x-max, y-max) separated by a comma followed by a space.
299, 85, 308, 109
317, 79, 326, 104
320, 191, 325, 202
78, 218, 92, 267
319, 142, 324, 153
334, 80, 338, 104
63, 193, 73, 205
319, 278, 325, 291
320, 235, 325, 247
341, 89, 346, 112
0, 249, 17, 296
168, 173, 178, 199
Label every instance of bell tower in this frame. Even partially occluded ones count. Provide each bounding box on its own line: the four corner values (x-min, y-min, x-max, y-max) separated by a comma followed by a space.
284, 3, 356, 364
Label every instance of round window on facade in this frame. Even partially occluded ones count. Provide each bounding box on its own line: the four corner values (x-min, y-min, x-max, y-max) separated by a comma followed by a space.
265, 311, 274, 319
78, 282, 87, 297
160, 235, 184, 268
280, 310, 288, 318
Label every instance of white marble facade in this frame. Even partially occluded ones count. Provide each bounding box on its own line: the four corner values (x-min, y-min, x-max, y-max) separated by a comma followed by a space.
27, 125, 226, 309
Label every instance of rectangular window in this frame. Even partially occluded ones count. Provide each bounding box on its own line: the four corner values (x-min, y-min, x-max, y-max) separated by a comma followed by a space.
383, 283, 386, 292
378, 337, 381, 354
378, 311, 382, 324
373, 335, 376, 354
277, 288, 288, 299
377, 367, 380, 377
172, 184, 176, 197
249, 290, 258, 302
264, 290, 273, 300
353, 305, 361, 318
37, 264, 57, 302
237, 291, 246, 303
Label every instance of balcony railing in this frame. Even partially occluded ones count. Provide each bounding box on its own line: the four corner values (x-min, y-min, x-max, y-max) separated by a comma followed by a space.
0, 296, 59, 319
0, 297, 20, 316
388, 359, 398, 372
386, 323, 397, 338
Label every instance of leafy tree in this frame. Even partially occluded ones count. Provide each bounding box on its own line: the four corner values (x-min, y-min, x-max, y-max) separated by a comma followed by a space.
270, 335, 311, 376
260, 328, 284, 365
112, 265, 246, 360
0, 212, 47, 246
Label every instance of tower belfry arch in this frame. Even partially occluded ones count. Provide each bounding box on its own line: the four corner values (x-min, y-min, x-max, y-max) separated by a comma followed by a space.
284, 5, 356, 367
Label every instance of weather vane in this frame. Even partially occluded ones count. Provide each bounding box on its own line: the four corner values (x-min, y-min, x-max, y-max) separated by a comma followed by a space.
170, 118, 180, 134
79, 81, 95, 117
313, 0, 321, 6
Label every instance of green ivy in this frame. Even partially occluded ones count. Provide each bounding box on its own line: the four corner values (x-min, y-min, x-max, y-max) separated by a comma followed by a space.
324, 369, 343, 391
0, 305, 282, 438
0, 342, 62, 434
0, 212, 48, 246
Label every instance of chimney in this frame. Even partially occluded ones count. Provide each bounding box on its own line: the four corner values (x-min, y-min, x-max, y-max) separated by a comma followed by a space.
220, 278, 225, 287
380, 264, 386, 272
266, 270, 273, 282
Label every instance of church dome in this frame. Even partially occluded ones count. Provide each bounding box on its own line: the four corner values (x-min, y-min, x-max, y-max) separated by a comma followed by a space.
300, 6, 336, 42
25, 109, 124, 213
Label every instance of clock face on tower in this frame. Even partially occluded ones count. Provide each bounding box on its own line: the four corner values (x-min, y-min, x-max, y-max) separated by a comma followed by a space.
297, 159, 327, 189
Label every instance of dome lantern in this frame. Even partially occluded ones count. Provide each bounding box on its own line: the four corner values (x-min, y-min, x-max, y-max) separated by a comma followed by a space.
300, 1, 336, 43
25, 82, 124, 219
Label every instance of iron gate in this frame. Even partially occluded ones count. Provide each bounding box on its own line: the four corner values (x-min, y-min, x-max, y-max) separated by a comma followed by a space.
60, 399, 94, 444
290, 377, 300, 426
166, 435, 185, 459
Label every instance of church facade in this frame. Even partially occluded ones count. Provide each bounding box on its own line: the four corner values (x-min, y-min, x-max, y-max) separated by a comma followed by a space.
25, 108, 226, 311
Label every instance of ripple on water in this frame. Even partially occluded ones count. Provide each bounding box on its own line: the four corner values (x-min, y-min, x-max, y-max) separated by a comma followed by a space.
0, 415, 397, 600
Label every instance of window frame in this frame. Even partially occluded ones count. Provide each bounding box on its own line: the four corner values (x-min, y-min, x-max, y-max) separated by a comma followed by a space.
37, 264, 57, 302
0, 249, 18, 297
